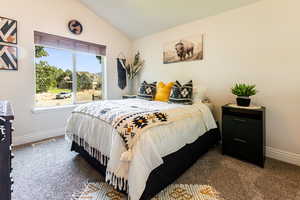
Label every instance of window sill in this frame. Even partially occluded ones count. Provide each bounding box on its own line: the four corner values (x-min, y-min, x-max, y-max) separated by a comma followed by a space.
32, 104, 77, 114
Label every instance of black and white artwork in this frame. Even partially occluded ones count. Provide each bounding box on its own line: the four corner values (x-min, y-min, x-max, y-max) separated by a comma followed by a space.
163, 34, 203, 64
0, 16, 17, 44
0, 45, 17, 70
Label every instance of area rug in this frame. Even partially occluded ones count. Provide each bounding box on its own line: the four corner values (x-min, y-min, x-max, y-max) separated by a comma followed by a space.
72, 182, 222, 200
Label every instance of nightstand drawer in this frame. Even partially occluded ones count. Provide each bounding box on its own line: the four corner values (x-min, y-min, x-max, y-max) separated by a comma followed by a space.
223, 115, 262, 146
223, 138, 261, 163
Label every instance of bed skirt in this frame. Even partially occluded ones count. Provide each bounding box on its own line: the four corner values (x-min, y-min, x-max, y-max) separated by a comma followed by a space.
71, 127, 221, 200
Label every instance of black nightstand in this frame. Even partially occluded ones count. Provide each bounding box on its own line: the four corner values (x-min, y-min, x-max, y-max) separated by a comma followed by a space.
122, 95, 137, 99
222, 104, 266, 167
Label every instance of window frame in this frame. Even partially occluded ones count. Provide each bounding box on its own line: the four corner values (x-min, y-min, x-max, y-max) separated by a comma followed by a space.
34, 44, 104, 109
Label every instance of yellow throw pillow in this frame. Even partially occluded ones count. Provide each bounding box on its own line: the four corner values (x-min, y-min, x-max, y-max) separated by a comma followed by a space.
154, 82, 174, 102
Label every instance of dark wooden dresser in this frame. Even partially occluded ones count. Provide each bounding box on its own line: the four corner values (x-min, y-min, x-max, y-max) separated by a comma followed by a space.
0, 101, 14, 200
222, 104, 266, 167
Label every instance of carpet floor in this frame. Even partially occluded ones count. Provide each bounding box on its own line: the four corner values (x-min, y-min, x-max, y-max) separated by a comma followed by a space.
12, 138, 300, 200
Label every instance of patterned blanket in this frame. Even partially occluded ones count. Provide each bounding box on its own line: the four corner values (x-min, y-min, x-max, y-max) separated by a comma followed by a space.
72, 99, 193, 161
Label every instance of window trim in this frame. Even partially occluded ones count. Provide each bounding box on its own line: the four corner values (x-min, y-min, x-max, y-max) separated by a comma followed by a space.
72, 52, 77, 104
34, 45, 105, 109
32, 104, 77, 114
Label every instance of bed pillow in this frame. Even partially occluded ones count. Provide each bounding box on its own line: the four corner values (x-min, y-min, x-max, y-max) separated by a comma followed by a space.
154, 82, 174, 102
137, 81, 157, 100
169, 80, 193, 105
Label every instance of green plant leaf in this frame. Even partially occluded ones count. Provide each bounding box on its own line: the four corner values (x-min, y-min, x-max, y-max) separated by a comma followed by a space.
231, 83, 257, 97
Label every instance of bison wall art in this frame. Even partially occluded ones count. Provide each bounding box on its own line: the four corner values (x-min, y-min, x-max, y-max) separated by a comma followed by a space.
163, 34, 203, 64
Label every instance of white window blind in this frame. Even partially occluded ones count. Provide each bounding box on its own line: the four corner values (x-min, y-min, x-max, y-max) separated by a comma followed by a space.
34, 31, 106, 56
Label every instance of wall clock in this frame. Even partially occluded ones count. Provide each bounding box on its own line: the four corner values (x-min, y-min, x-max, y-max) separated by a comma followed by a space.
68, 20, 83, 35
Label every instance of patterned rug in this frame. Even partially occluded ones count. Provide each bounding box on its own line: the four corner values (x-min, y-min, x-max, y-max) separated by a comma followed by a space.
72, 182, 222, 200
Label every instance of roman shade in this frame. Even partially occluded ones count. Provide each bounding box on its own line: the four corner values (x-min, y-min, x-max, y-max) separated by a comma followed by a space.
34, 31, 106, 56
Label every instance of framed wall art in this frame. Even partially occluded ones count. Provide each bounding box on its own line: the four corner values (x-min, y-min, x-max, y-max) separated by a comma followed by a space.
163, 34, 203, 64
68, 20, 83, 35
0, 16, 17, 44
0, 45, 18, 70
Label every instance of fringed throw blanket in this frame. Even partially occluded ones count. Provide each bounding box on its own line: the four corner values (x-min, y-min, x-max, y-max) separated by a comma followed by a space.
71, 135, 110, 166
71, 99, 197, 162
114, 111, 168, 161
66, 99, 217, 200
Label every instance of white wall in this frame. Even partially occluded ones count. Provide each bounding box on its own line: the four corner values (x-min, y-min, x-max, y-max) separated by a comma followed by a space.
0, 0, 132, 145
133, 0, 300, 163
1, 0, 299, 166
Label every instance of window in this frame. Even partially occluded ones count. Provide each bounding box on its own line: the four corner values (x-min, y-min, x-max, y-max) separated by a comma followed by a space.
75, 52, 103, 103
34, 32, 106, 108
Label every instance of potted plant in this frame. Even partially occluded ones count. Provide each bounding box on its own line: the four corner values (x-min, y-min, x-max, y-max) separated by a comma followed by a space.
231, 83, 257, 106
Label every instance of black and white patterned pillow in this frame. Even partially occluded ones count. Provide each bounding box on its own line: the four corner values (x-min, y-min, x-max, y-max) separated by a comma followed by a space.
137, 81, 157, 100
169, 80, 193, 105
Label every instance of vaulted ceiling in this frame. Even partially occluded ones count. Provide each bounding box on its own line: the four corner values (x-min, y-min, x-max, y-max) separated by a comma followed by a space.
80, 0, 260, 39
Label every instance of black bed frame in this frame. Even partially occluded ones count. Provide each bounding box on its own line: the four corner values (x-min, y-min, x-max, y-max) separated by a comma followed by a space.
71, 128, 220, 200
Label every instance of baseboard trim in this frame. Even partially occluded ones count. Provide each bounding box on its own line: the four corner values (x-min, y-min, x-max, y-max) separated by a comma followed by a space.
13, 128, 65, 146
266, 146, 300, 166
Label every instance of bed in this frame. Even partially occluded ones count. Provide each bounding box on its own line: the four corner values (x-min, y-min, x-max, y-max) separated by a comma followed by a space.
66, 98, 220, 200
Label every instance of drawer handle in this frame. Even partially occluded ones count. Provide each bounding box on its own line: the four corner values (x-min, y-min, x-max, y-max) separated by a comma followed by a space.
233, 118, 247, 123
233, 138, 247, 144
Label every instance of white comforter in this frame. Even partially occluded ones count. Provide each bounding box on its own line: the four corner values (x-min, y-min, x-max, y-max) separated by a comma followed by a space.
66, 99, 216, 200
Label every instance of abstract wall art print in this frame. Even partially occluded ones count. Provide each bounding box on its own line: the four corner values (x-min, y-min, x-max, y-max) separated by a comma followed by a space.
0, 45, 17, 70
0, 16, 17, 44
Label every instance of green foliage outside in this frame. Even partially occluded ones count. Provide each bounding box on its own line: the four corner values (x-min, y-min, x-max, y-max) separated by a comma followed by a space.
35, 46, 101, 94
231, 83, 257, 97
77, 72, 93, 90
36, 61, 60, 93
35, 46, 49, 58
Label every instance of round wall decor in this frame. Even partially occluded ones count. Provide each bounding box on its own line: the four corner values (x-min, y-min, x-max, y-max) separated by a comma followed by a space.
68, 20, 83, 35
